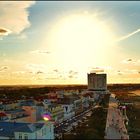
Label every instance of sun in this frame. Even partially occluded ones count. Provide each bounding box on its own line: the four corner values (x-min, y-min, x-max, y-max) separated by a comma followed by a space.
44, 12, 116, 71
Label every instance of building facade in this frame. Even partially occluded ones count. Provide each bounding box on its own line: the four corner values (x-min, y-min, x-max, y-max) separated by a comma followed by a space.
0, 122, 54, 139
88, 73, 107, 91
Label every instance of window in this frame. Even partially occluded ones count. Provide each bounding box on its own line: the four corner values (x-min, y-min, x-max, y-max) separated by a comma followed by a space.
50, 126, 51, 132
24, 134, 28, 140
42, 128, 46, 136
19, 133, 22, 139
42, 129, 44, 136
44, 127, 46, 135
65, 106, 68, 112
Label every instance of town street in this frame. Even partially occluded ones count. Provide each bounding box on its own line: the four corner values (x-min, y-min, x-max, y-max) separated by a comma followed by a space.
105, 94, 129, 139
54, 106, 94, 139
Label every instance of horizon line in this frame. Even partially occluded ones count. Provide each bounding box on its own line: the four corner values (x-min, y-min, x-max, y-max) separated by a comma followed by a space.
0, 83, 140, 87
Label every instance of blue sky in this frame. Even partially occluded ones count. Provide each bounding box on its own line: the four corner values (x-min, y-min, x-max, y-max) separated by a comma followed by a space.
0, 1, 140, 85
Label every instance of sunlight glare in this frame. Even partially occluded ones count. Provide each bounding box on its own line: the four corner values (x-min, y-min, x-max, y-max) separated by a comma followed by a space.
46, 12, 116, 71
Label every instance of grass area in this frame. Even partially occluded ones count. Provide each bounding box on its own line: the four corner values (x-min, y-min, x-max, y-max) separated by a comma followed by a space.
63, 94, 110, 139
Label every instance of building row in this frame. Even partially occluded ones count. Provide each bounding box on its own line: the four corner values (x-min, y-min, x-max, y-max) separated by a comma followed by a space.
0, 72, 108, 139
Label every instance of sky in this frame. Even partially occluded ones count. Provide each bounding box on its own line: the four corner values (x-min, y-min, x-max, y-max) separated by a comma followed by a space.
0, 1, 140, 85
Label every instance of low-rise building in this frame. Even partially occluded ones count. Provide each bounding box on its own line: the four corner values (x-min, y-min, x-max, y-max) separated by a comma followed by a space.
58, 98, 75, 120
0, 121, 54, 139
22, 105, 45, 123
19, 99, 35, 107
47, 93, 58, 103
43, 99, 52, 109
74, 98, 83, 115
0, 112, 8, 121
0, 100, 19, 111
47, 104, 64, 123
5, 108, 28, 122
81, 95, 90, 110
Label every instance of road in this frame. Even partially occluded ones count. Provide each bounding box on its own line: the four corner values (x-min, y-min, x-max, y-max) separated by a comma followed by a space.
105, 94, 129, 139
54, 106, 94, 139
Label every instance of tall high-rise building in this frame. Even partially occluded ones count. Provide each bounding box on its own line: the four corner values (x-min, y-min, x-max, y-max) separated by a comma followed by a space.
87, 73, 107, 91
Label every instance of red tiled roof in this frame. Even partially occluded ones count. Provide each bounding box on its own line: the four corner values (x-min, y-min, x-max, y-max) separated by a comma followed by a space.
0, 112, 7, 117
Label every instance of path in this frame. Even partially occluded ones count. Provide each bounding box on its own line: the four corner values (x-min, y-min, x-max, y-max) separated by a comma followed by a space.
105, 94, 129, 139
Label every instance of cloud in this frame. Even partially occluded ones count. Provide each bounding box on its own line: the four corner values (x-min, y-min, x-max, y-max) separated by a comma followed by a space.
89, 66, 113, 74
68, 75, 74, 78
17, 33, 27, 39
68, 70, 78, 74
126, 58, 132, 62
124, 69, 140, 74
90, 67, 104, 73
46, 77, 58, 80
30, 50, 51, 54
12, 71, 26, 74
36, 71, 44, 74
0, 28, 11, 36
117, 28, 140, 42
45, 69, 63, 80
0, 66, 8, 71
68, 70, 78, 79
122, 58, 134, 64
53, 69, 59, 73
117, 70, 123, 76
0, 53, 6, 57
0, 1, 35, 37
44, 69, 78, 80
117, 69, 140, 75
26, 64, 47, 73
14, 70, 44, 75
122, 58, 140, 65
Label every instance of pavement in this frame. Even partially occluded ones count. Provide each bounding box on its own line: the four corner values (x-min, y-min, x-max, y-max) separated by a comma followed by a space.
105, 94, 129, 140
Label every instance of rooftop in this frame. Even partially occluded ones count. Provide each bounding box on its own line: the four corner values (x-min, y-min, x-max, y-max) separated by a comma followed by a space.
0, 112, 7, 117
0, 122, 44, 137
5, 109, 26, 114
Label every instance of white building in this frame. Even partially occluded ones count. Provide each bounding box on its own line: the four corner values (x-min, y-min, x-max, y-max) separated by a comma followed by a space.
0, 121, 54, 139
61, 103, 75, 120
81, 96, 90, 109
57, 97, 76, 121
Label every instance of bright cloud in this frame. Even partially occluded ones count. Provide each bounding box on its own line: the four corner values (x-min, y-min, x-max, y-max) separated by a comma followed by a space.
88, 66, 113, 73
116, 69, 140, 76
30, 50, 51, 54
12, 71, 26, 75
125, 69, 140, 74
0, 1, 35, 36
122, 58, 140, 65
26, 64, 47, 73
0, 66, 8, 71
